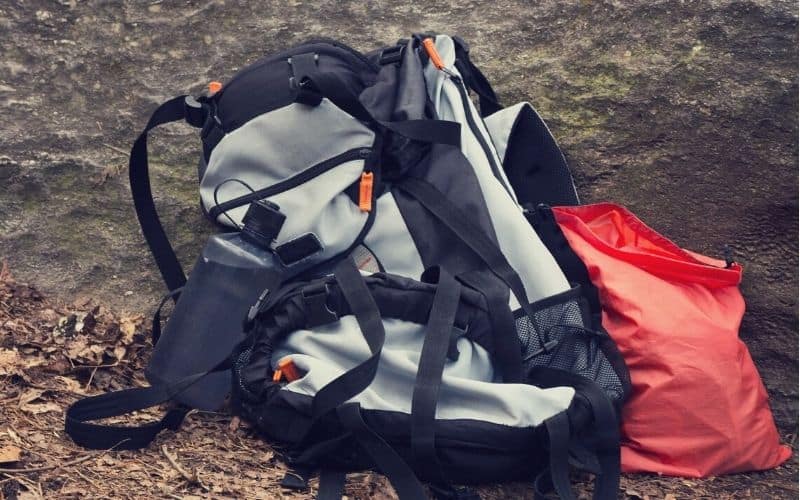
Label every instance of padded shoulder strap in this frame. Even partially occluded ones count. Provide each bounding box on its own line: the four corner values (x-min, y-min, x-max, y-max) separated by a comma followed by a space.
129, 96, 206, 294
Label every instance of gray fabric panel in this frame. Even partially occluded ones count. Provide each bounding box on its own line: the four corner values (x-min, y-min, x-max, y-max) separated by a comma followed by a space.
363, 192, 426, 279
200, 99, 375, 226
483, 102, 528, 165
424, 35, 571, 304
273, 316, 575, 428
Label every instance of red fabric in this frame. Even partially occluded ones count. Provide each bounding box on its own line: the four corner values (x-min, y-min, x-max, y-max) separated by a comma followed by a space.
552, 203, 790, 477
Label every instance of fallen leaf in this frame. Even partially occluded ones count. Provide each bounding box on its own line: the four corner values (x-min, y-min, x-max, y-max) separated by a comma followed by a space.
18, 388, 61, 414
0, 445, 21, 463
54, 376, 85, 394
7, 428, 22, 445
19, 388, 45, 406
0, 349, 23, 376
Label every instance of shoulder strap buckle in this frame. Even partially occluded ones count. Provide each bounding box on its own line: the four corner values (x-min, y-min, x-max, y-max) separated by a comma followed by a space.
379, 44, 405, 65
183, 96, 206, 128
302, 282, 339, 328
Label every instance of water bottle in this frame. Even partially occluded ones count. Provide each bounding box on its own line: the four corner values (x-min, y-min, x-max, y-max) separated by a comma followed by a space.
145, 200, 285, 410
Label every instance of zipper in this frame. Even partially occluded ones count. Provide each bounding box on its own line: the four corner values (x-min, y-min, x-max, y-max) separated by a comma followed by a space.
451, 75, 515, 196
209, 147, 371, 220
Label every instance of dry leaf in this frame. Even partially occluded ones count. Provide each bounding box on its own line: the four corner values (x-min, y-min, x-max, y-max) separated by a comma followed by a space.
0, 348, 23, 376
7, 428, 23, 445
21, 402, 61, 414
54, 375, 86, 394
118, 315, 143, 344
18, 388, 61, 414
0, 444, 22, 463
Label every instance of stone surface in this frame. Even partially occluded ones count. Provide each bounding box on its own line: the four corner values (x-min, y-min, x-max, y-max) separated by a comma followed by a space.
0, 0, 797, 433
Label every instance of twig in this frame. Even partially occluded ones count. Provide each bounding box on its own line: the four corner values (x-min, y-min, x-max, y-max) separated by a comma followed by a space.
101, 143, 129, 156
75, 468, 100, 489
0, 439, 129, 474
161, 445, 208, 491
85, 366, 99, 391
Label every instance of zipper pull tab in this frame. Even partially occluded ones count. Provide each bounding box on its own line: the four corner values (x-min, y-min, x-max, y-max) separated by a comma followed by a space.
359, 172, 374, 212
422, 38, 459, 79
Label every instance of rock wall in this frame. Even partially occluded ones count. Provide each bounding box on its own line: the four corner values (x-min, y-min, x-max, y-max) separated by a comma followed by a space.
1, 0, 796, 431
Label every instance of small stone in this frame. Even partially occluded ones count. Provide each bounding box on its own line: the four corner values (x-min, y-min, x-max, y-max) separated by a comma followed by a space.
124, 290, 133, 296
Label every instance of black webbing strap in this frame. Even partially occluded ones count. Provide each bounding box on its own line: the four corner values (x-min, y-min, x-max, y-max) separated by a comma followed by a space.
151, 286, 183, 344
311, 258, 385, 418
452, 37, 503, 117
129, 96, 203, 295
396, 178, 538, 324
410, 268, 460, 486
456, 271, 522, 383
317, 469, 347, 500
529, 367, 622, 500
541, 413, 577, 500
581, 384, 622, 500
337, 403, 428, 499
65, 357, 230, 450
299, 72, 461, 147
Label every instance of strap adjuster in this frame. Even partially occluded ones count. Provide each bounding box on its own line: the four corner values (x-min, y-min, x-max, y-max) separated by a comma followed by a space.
302, 282, 338, 328
183, 96, 206, 128
379, 44, 405, 65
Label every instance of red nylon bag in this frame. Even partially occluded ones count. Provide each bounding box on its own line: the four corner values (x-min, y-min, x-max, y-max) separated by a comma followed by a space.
551, 203, 790, 477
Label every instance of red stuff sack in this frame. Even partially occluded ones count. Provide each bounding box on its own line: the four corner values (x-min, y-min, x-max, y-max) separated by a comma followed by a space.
551, 203, 790, 477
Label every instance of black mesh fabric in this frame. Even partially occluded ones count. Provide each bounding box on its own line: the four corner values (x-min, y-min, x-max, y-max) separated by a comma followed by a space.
515, 288, 628, 403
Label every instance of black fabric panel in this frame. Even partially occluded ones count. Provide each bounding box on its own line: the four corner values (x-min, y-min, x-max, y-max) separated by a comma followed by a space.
503, 105, 579, 207
392, 144, 499, 276
236, 384, 550, 485
215, 41, 377, 133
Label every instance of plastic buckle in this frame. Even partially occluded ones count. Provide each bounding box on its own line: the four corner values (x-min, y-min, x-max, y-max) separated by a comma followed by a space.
301, 283, 338, 328
183, 96, 206, 128
379, 44, 405, 65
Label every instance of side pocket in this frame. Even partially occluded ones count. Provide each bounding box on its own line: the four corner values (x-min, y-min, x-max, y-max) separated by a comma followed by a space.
484, 102, 579, 206
515, 286, 631, 405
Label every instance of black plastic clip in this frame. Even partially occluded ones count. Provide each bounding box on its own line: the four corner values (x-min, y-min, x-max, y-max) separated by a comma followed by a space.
183, 96, 206, 128
243, 287, 271, 331
379, 44, 405, 65
302, 282, 338, 328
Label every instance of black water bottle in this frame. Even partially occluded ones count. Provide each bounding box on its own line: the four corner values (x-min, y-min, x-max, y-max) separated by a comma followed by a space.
145, 200, 285, 410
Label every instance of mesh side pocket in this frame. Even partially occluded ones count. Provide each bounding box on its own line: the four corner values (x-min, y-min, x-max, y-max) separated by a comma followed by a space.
516, 287, 628, 403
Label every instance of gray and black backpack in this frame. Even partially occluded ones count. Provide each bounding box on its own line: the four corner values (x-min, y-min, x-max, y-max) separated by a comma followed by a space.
66, 34, 631, 499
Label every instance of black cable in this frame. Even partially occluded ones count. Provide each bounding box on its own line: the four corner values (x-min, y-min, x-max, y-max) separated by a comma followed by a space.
212, 178, 256, 229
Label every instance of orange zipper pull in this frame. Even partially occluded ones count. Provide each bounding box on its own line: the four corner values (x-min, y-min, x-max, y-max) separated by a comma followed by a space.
208, 81, 223, 95
278, 357, 302, 382
359, 172, 374, 212
422, 38, 459, 78
422, 38, 445, 70
272, 369, 283, 382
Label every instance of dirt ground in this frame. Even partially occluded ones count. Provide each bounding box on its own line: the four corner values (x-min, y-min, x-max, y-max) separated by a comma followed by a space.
0, 0, 797, 498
